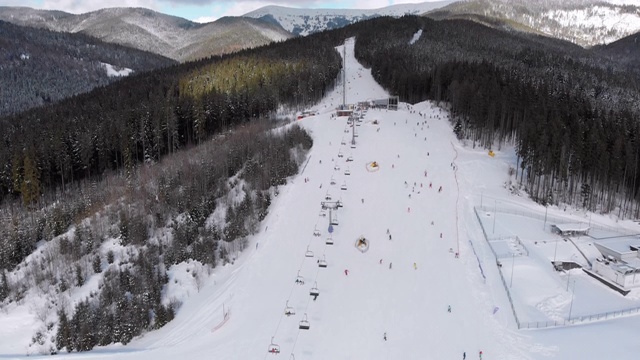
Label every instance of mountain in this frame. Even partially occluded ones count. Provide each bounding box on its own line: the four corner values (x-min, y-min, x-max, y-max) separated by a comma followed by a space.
426, 0, 640, 47
243, 1, 455, 36
0, 20, 175, 117
593, 30, 640, 69
0, 7, 292, 62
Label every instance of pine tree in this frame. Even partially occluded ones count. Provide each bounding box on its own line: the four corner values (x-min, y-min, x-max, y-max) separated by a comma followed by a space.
0, 269, 9, 301
20, 154, 40, 207
55, 309, 72, 352
92, 255, 102, 274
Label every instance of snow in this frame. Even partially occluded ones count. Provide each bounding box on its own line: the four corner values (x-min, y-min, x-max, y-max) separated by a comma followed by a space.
101, 62, 133, 77
544, 5, 640, 45
409, 29, 423, 45
3, 36, 640, 359
243, 1, 454, 36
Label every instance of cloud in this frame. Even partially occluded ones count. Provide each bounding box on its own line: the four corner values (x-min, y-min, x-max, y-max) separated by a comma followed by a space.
41, 0, 159, 14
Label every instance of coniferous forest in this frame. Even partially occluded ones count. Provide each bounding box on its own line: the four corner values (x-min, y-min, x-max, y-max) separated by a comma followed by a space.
353, 16, 640, 217
2, 14, 640, 353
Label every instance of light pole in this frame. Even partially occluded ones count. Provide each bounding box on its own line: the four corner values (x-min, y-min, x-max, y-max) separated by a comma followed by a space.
543, 205, 548, 230
553, 236, 559, 264
568, 280, 576, 321
566, 270, 571, 291
492, 200, 497, 234
510, 253, 515, 288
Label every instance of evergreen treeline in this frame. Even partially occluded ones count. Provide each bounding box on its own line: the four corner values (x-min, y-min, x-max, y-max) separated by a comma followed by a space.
0, 31, 341, 208
352, 15, 640, 216
1, 120, 313, 352
0, 20, 176, 117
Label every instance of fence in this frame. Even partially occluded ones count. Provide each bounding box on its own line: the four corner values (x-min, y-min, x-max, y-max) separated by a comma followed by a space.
475, 205, 640, 237
473, 206, 640, 329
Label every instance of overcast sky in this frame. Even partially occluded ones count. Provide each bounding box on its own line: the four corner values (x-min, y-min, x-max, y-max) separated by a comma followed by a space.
3, 0, 640, 23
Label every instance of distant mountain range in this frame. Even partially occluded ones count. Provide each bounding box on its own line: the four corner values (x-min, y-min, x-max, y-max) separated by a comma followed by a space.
0, 7, 292, 62
243, 1, 455, 36
425, 0, 640, 47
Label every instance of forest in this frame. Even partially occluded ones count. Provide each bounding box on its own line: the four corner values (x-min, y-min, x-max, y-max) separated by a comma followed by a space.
352, 15, 640, 217
3, 14, 640, 353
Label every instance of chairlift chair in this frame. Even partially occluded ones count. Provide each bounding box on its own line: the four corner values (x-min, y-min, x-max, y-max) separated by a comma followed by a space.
351, 144, 356, 149
338, 152, 343, 158
341, 182, 347, 190
325, 192, 332, 200
309, 282, 319, 296
313, 227, 321, 237
326, 237, 334, 245
299, 314, 310, 330
330, 176, 336, 185
295, 270, 304, 285
341, 139, 346, 145
344, 168, 351, 175
336, 200, 343, 208
346, 156, 353, 162
284, 301, 295, 316
334, 164, 341, 170
268, 337, 280, 354
319, 209, 327, 217
318, 256, 327, 268
305, 246, 314, 258
331, 216, 339, 226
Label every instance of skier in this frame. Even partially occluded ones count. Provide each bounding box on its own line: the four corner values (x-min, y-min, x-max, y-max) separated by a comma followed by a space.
380, 259, 383, 264
440, 233, 443, 238
429, 182, 432, 188
448, 305, 451, 313
383, 332, 387, 341
389, 262, 393, 269
463, 352, 466, 360
386, 229, 390, 234
361, 198, 364, 204
389, 234, 392, 240
438, 186, 442, 193
413, 262, 417, 270
344, 269, 349, 276
479, 351, 483, 360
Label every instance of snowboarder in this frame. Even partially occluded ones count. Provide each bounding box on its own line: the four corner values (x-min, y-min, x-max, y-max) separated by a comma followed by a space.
383, 332, 387, 341
429, 182, 432, 188
413, 262, 417, 270
361, 198, 364, 204
440, 233, 443, 238
389, 262, 393, 269
380, 259, 383, 264
463, 352, 466, 360
438, 186, 443, 193
479, 351, 483, 360
344, 269, 349, 276
389, 234, 392, 240
448, 305, 451, 313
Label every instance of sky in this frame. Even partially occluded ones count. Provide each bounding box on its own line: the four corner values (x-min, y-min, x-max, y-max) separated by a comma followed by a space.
1, 0, 444, 22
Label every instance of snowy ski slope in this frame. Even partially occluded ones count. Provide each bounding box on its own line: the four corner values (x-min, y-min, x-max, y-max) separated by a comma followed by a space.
4, 37, 640, 360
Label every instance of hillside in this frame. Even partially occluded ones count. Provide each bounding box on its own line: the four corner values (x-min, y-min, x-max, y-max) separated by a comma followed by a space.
426, 0, 640, 47
0, 20, 175, 117
243, 1, 454, 36
3, 35, 640, 359
593, 30, 640, 69
0, 7, 292, 62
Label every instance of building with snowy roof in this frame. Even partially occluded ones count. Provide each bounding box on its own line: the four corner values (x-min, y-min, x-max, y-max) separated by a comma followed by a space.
550, 223, 590, 236
591, 236, 640, 290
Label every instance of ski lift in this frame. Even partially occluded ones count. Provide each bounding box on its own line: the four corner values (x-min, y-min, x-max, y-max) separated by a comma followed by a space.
340, 182, 347, 190
268, 337, 280, 354
299, 314, 310, 330
313, 227, 321, 237
318, 256, 327, 268
284, 301, 295, 316
305, 246, 314, 258
344, 168, 351, 176
326, 237, 334, 245
295, 270, 304, 285
309, 282, 319, 296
